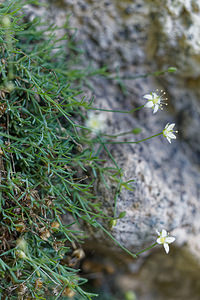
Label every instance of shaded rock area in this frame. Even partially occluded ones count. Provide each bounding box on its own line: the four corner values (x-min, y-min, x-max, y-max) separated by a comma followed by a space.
81, 247, 200, 300
116, 247, 200, 300
26, 0, 200, 298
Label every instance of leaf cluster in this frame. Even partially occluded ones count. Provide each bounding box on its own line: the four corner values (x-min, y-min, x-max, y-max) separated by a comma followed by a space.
0, 1, 123, 299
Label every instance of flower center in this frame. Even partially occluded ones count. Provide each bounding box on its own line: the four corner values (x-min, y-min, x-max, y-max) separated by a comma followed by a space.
163, 129, 170, 137
90, 119, 99, 129
160, 237, 166, 244
153, 97, 159, 104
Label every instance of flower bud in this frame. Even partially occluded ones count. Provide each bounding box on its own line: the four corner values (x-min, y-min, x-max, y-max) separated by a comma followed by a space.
35, 278, 43, 290
109, 219, 117, 228
51, 221, 60, 230
15, 221, 26, 232
18, 283, 28, 296
5, 82, 15, 93
16, 250, 27, 260
40, 229, 51, 241
16, 238, 27, 252
2, 16, 11, 28
62, 287, 75, 298
72, 248, 85, 260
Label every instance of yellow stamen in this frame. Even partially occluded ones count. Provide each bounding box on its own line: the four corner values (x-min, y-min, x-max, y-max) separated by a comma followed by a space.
160, 237, 166, 244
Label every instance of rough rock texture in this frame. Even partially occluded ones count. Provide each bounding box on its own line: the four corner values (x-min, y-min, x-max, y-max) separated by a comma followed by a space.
87, 76, 200, 260
26, 0, 200, 297
41, 0, 200, 257
26, 0, 200, 160
147, 0, 200, 77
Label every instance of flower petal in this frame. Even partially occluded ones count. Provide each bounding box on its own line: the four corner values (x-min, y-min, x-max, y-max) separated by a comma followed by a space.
157, 238, 163, 244
156, 230, 160, 235
163, 243, 169, 254
152, 93, 158, 98
165, 123, 169, 129
168, 133, 176, 139
168, 123, 175, 130
165, 236, 175, 244
161, 229, 167, 237
143, 94, 153, 100
167, 136, 171, 143
153, 105, 159, 114
144, 101, 154, 108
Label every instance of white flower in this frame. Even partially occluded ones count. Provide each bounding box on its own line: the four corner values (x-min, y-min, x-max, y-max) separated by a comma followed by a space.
86, 111, 106, 134
156, 229, 175, 254
163, 123, 177, 143
144, 90, 167, 114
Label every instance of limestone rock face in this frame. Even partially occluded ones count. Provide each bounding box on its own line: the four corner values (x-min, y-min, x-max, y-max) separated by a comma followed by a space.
88, 77, 200, 263
146, 0, 200, 154
147, 0, 200, 78
27, 0, 200, 261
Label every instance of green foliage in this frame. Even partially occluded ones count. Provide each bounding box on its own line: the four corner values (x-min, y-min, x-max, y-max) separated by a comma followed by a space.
0, 1, 128, 299
0, 0, 173, 298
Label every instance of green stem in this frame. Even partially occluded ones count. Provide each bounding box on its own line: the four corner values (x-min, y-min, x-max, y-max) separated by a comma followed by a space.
5, 25, 14, 81
103, 132, 162, 144
107, 68, 176, 81
88, 105, 144, 114
98, 136, 122, 218
97, 222, 137, 258
135, 243, 157, 256
98, 136, 120, 171
97, 223, 158, 258
102, 129, 139, 138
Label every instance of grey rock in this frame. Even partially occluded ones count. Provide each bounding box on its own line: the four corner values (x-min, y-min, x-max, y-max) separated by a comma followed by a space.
147, 0, 200, 78
27, 0, 200, 262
